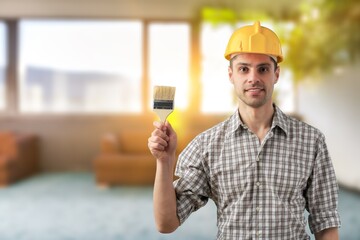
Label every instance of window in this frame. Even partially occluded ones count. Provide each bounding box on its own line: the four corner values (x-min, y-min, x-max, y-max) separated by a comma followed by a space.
148, 23, 190, 110
0, 22, 6, 110
19, 20, 142, 113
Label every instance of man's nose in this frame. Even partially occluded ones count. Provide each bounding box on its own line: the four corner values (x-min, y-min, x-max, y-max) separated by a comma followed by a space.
247, 69, 260, 83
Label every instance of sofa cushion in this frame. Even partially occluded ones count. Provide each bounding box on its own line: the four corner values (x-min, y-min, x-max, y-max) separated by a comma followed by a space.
118, 130, 151, 154
101, 133, 119, 154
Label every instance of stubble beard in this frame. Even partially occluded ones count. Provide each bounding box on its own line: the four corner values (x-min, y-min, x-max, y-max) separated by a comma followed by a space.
238, 88, 272, 109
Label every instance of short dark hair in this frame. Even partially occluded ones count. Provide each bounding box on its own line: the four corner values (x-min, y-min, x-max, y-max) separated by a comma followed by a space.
229, 55, 278, 71
270, 57, 278, 71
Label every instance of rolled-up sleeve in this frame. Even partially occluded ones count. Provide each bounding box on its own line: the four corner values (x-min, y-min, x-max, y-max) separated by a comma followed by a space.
306, 134, 341, 233
173, 136, 211, 225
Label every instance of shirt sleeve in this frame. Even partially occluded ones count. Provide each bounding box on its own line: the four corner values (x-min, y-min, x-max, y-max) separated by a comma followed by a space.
305, 133, 341, 233
173, 135, 211, 225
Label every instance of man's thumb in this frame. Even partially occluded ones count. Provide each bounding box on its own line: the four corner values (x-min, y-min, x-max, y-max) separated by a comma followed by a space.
165, 121, 174, 132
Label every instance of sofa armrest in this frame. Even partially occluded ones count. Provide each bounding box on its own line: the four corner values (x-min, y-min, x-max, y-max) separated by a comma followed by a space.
0, 132, 39, 186
101, 133, 119, 154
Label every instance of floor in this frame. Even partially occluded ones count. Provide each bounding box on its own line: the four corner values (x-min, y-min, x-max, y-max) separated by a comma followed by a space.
0, 172, 359, 239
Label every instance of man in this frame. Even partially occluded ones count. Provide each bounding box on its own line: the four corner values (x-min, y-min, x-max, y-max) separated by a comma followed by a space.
148, 21, 341, 239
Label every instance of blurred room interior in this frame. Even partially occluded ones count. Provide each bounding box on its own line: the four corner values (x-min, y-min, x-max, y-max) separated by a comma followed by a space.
0, 0, 359, 239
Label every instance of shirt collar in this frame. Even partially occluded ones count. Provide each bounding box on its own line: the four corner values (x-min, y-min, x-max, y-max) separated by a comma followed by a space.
227, 109, 243, 134
228, 104, 289, 136
272, 105, 289, 136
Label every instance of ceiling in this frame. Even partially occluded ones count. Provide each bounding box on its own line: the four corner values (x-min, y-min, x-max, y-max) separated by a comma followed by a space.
0, 0, 300, 20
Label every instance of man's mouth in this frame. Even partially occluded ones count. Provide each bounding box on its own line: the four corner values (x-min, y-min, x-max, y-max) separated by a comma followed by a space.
245, 87, 264, 93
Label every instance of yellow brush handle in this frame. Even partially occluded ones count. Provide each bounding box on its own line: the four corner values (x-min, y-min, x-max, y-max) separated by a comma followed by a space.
154, 109, 173, 123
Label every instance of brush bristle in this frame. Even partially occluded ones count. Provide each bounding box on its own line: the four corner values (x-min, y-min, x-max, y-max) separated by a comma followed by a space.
153, 86, 176, 100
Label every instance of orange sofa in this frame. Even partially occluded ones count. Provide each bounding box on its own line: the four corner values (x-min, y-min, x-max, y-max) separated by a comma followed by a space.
0, 132, 39, 186
94, 129, 198, 186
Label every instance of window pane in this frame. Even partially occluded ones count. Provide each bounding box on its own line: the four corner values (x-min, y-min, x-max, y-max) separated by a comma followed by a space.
200, 23, 236, 114
149, 23, 190, 110
0, 22, 6, 110
19, 20, 142, 113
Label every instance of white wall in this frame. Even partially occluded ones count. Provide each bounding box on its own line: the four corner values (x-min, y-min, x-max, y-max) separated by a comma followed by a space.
298, 63, 360, 190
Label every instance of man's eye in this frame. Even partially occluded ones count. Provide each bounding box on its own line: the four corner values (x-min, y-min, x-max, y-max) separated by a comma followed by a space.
239, 67, 249, 73
258, 66, 269, 73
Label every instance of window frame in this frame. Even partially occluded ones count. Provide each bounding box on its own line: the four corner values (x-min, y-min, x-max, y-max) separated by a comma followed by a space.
0, 20, 7, 112
0, 18, 194, 117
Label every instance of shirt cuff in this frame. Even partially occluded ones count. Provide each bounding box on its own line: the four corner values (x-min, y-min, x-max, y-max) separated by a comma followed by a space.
309, 210, 341, 233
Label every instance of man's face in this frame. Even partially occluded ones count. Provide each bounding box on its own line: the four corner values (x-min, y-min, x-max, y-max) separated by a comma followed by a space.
228, 53, 280, 109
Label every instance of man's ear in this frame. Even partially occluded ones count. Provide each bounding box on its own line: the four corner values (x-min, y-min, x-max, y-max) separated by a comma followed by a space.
274, 66, 280, 84
228, 66, 234, 84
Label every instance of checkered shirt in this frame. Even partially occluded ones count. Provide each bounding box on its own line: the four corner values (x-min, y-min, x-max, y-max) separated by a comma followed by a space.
174, 106, 341, 239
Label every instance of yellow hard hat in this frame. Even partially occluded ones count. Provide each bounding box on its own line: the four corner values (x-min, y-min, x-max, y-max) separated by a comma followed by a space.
224, 21, 283, 63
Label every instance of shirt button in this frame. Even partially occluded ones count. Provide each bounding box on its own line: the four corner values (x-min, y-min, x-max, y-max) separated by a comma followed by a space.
256, 207, 261, 212
257, 231, 262, 236
256, 182, 261, 187
256, 156, 260, 161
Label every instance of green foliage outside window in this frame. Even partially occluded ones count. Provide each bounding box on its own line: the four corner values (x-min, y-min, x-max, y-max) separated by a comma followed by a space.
285, 0, 360, 82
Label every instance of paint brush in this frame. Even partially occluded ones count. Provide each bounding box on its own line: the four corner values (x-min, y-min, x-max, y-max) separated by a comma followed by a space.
153, 85, 176, 123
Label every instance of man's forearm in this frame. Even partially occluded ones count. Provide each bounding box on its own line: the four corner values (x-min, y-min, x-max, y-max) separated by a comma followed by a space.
315, 227, 339, 240
153, 157, 180, 233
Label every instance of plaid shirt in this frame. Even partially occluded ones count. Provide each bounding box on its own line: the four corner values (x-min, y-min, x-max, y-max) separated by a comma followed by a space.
174, 106, 341, 239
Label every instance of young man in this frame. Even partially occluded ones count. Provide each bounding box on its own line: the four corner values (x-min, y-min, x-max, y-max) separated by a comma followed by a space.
148, 21, 341, 239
